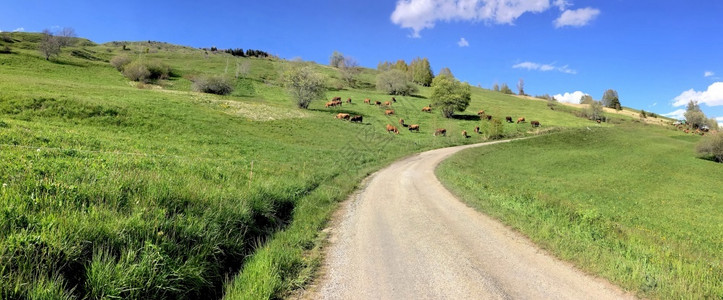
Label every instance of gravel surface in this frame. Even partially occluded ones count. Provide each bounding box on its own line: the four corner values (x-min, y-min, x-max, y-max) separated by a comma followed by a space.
310, 140, 634, 300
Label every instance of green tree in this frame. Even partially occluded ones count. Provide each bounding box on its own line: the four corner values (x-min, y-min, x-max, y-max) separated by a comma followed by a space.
640, 110, 647, 118
492, 83, 499, 92
438, 67, 454, 78
376, 69, 417, 95
580, 94, 594, 104
377, 61, 392, 71
696, 131, 723, 162
684, 100, 707, 129
499, 83, 513, 94
409, 57, 433, 86
282, 66, 327, 109
431, 74, 471, 118
584, 100, 605, 121
602, 89, 619, 108
393, 59, 408, 73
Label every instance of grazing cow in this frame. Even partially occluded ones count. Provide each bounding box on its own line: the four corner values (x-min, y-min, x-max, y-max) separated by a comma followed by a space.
517, 117, 525, 124
434, 128, 447, 136
531, 120, 540, 127
346, 98, 352, 104
325, 102, 334, 108
334, 100, 342, 107
384, 101, 392, 106
386, 124, 399, 134
335, 113, 350, 120
422, 106, 432, 112
392, 97, 397, 102
399, 118, 405, 126
462, 130, 470, 138
477, 110, 486, 116
385, 109, 394, 115
596, 119, 602, 124
350, 115, 363, 123
684, 129, 689, 133
474, 126, 480, 134
364, 98, 371, 104
409, 124, 420, 132
375, 101, 382, 106
485, 115, 493, 121
332, 96, 341, 102
505, 116, 513, 123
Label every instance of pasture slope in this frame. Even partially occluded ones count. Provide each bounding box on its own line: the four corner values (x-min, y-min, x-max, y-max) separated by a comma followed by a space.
0, 32, 592, 299
438, 124, 722, 299
0, 32, 713, 299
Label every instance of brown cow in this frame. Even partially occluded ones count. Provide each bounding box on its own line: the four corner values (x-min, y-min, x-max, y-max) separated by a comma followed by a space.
408, 124, 420, 132
485, 115, 493, 121
346, 98, 352, 104
392, 97, 397, 102
596, 119, 601, 124
385, 109, 395, 115
386, 124, 399, 134
325, 102, 334, 108
334, 100, 342, 106
350, 115, 363, 123
422, 106, 432, 112
384, 101, 392, 106
516, 117, 525, 124
474, 126, 480, 134
462, 130, 470, 138
332, 96, 341, 102
505, 116, 513, 123
335, 113, 350, 120
375, 101, 382, 106
477, 110, 485, 116
364, 98, 371, 104
399, 118, 405, 126
434, 128, 447, 136
531, 120, 540, 127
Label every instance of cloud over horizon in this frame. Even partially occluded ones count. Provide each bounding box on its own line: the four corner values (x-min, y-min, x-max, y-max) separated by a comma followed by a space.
553, 91, 588, 104
513, 61, 576, 74
457, 37, 469, 47
390, 0, 598, 37
673, 82, 723, 107
704, 71, 714, 77
662, 109, 686, 120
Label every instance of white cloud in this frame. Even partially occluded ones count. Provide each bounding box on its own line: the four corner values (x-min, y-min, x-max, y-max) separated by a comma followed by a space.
662, 109, 686, 120
716, 116, 723, 128
554, 7, 600, 28
458, 37, 469, 47
391, 0, 597, 37
650, 102, 658, 107
672, 82, 723, 107
13, 27, 24, 32
553, 91, 588, 104
704, 71, 714, 77
512, 61, 576, 74
552, 0, 569, 11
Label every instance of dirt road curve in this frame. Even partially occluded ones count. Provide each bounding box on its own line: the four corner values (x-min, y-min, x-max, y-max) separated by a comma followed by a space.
313, 140, 633, 299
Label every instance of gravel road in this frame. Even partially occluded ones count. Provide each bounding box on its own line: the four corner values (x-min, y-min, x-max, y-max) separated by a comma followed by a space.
311, 139, 633, 299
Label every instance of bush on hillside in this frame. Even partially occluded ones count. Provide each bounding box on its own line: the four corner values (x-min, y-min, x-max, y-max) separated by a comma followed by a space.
281, 66, 326, 109
192, 75, 234, 95
376, 69, 418, 96
122, 61, 151, 82
697, 131, 723, 162
110, 55, 132, 71
145, 60, 171, 80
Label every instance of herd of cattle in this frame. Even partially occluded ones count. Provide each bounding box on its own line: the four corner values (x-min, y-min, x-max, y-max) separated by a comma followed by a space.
328, 96, 542, 137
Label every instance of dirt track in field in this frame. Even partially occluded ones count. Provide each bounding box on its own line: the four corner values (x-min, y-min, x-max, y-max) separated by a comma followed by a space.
308, 139, 634, 299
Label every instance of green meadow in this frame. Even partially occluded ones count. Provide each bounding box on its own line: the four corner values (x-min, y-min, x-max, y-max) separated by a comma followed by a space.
437, 124, 722, 299
0, 32, 600, 299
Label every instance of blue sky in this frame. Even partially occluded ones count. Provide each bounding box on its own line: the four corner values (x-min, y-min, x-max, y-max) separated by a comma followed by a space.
2, 0, 722, 124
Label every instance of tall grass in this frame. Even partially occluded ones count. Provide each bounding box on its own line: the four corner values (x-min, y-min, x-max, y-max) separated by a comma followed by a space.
0, 32, 599, 299
437, 125, 722, 299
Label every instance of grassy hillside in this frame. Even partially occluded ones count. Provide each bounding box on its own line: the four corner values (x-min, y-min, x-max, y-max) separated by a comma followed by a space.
437, 124, 722, 299
0, 32, 599, 299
